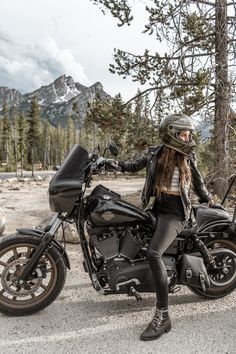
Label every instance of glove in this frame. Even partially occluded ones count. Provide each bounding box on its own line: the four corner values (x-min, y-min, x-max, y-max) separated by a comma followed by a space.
208, 200, 226, 210
208, 199, 215, 207
105, 159, 121, 172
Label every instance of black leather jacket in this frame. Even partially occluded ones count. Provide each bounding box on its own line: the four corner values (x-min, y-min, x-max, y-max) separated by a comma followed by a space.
118, 145, 211, 220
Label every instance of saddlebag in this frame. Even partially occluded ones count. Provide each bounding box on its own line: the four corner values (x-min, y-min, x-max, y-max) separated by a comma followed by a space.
180, 254, 211, 292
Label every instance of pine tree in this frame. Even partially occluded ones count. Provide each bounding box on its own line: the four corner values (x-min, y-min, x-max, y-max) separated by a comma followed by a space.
72, 101, 83, 130
66, 115, 76, 153
27, 97, 41, 177
108, 93, 127, 147
54, 123, 66, 166
11, 106, 19, 176
1, 103, 11, 170
127, 91, 146, 157
42, 120, 51, 170
17, 112, 28, 177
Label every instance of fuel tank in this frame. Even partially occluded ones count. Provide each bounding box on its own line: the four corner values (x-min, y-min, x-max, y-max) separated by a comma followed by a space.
85, 186, 150, 226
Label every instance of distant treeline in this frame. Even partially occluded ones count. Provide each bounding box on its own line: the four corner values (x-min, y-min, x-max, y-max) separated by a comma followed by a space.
0, 92, 235, 182
0, 92, 159, 174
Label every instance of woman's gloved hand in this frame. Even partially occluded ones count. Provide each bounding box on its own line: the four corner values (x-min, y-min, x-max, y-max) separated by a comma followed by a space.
105, 159, 121, 171
208, 199, 215, 207
208, 199, 226, 210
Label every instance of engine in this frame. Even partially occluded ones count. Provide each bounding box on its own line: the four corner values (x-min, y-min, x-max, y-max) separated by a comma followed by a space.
86, 223, 150, 261
86, 223, 178, 293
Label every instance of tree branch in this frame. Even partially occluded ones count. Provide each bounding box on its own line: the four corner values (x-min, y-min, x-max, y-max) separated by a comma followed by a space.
122, 83, 214, 107
194, 0, 216, 6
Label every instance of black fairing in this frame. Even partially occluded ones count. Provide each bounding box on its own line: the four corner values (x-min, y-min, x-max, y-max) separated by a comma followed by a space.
86, 189, 150, 226
49, 144, 89, 213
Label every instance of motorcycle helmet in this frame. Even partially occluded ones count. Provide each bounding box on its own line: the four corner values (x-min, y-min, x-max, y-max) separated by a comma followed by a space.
159, 113, 196, 155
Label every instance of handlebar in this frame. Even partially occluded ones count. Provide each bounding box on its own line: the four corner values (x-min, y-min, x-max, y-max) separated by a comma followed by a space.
107, 160, 121, 172
90, 157, 121, 173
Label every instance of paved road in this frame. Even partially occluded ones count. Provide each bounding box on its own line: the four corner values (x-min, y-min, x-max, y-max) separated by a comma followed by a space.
0, 170, 55, 181
0, 244, 235, 354
0, 178, 235, 354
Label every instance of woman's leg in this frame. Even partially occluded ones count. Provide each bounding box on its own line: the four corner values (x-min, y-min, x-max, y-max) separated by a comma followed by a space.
147, 213, 184, 307
140, 213, 184, 341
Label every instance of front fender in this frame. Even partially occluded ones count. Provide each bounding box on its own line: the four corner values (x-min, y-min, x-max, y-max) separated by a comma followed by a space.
16, 228, 71, 269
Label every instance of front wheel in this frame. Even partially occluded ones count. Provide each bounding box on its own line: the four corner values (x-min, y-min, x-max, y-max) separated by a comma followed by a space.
0, 233, 67, 316
188, 239, 236, 299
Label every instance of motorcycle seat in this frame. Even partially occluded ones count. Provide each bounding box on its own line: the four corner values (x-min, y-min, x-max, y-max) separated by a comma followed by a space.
192, 205, 230, 227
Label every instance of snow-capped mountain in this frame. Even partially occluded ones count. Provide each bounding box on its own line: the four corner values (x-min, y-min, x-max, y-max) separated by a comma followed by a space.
0, 75, 110, 126
24, 75, 88, 106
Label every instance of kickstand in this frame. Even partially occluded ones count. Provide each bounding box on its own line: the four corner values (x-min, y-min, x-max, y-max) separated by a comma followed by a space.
129, 286, 143, 302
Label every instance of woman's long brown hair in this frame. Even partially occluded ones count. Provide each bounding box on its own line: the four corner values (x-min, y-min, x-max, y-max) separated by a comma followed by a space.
155, 146, 191, 197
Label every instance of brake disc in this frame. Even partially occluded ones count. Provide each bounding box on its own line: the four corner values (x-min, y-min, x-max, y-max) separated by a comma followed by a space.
1, 258, 43, 297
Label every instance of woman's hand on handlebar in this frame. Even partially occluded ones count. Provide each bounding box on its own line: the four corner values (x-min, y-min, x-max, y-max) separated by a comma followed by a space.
105, 159, 121, 172
208, 199, 226, 210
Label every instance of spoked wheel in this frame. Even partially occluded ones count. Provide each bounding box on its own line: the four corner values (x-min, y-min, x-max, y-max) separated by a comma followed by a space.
0, 234, 67, 316
189, 239, 236, 299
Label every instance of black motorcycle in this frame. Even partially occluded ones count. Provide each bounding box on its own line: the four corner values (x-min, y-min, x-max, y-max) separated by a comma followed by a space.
0, 143, 235, 316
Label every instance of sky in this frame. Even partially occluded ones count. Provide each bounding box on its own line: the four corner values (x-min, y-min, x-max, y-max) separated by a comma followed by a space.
0, 0, 160, 101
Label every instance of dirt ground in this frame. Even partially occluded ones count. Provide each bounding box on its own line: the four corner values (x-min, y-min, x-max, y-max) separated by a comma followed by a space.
0, 173, 234, 237
0, 176, 143, 236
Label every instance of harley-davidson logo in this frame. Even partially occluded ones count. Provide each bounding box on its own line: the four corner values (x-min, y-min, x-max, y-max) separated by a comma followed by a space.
101, 211, 115, 220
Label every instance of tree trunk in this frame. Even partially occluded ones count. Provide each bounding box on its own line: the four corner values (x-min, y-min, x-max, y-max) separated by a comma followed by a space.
14, 139, 18, 178
31, 146, 35, 178
20, 149, 24, 178
214, 0, 230, 197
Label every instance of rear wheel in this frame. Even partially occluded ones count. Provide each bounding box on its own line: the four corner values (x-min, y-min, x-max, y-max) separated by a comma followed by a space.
0, 233, 67, 316
188, 238, 236, 299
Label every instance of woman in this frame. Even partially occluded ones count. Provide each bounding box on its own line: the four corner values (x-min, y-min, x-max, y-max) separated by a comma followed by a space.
117, 113, 215, 341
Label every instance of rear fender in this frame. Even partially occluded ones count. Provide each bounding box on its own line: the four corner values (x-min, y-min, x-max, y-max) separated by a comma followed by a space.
198, 221, 231, 233
198, 221, 236, 242
16, 228, 71, 269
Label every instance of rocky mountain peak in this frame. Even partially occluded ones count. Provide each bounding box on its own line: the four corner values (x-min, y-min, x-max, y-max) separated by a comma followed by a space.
0, 75, 110, 127
24, 74, 86, 106
0, 87, 25, 110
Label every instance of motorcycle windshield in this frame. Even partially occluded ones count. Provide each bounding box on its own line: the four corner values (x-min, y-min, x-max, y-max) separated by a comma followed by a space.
49, 144, 89, 213
56, 144, 89, 181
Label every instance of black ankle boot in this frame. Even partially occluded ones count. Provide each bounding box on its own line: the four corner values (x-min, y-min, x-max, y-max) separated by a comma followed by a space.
140, 307, 171, 341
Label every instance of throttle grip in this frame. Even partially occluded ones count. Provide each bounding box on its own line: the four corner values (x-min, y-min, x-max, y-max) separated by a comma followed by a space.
105, 159, 121, 171
109, 161, 121, 171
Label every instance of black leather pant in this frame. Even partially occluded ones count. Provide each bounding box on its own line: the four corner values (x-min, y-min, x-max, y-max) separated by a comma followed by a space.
147, 213, 185, 308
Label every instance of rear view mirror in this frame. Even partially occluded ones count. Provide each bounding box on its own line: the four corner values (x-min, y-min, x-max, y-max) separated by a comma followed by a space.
108, 141, 118, 156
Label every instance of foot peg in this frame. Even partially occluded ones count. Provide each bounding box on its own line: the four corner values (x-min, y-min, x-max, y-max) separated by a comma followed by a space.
169, 286, 181, 294
129, 286, 143, 302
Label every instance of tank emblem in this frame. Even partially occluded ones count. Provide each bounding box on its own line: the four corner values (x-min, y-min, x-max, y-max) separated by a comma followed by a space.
101, 211, 115, 220
102, 195, 111, 200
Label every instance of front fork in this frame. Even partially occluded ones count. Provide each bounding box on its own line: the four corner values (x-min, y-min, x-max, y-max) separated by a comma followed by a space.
18, 215, 63, 283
